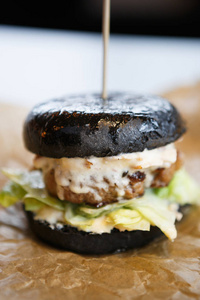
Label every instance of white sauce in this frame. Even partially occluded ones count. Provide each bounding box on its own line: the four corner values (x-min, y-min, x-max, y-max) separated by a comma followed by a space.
34, 143, 177, 201
34, 206, 64, 224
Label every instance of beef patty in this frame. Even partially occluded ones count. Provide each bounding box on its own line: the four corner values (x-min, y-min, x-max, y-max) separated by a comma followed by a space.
42, 152, 182, 207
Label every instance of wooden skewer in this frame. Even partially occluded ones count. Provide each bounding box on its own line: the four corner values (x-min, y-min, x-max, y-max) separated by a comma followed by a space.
102, 0, 110, 100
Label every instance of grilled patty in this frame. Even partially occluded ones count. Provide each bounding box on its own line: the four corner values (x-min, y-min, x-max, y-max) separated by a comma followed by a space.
42, 152, 182, 207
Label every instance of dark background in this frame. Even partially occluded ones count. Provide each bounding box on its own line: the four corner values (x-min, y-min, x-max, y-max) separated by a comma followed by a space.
1, 0, 200, 37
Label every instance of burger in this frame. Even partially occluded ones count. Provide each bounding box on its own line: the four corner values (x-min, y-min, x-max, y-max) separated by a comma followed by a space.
0, 93, 200, 254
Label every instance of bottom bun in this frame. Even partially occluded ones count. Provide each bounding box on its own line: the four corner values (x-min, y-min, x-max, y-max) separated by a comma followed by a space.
25, 206, 189, 255
25, 210, 164, 254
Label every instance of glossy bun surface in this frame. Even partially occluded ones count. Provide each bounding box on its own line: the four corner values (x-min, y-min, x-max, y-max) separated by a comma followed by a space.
23, 93, 186, 158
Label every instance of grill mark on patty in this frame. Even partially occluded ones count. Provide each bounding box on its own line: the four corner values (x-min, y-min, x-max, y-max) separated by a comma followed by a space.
128, 171, 146, 182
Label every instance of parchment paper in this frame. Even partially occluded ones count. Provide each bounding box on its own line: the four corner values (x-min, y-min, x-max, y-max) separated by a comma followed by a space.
0, 84, 200, 300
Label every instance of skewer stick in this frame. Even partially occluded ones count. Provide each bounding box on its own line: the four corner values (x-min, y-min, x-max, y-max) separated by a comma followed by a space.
102, 0, 110, 100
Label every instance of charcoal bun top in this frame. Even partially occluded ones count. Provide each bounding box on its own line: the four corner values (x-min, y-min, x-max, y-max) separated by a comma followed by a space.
23, 93, 186, 158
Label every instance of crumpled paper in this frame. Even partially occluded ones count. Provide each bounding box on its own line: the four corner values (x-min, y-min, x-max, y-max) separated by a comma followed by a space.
0, 84, 200, 300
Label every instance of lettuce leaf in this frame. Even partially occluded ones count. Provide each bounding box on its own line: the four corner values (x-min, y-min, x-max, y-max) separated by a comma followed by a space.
154, 169, 200, 205
76, 198, 134, 218
64, 193, 178, 239
0, 180, 26, 207
64, 204, 95, 231
24, 197, 45, 211
1, 169, 65, 211
127, 191, 178, 240
107, 209, 150, 231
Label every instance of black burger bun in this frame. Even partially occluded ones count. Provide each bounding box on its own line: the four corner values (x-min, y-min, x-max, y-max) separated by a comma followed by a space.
25, 210, 163, 254
23, 93, 186, 158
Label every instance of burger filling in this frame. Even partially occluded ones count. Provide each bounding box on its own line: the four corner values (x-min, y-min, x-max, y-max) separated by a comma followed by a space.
33, 143, 179, 206
0, 144, 200, 240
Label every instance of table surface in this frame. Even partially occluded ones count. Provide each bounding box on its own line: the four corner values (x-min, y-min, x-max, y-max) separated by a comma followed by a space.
0, 25, 200, 107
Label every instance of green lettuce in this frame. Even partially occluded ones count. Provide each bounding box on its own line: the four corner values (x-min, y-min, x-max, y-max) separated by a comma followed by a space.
64, 204, 96, 231
0, 180, 26, 207
63, 193, 178, 239
107, 209, 150, 231
1, 168, 65, 211
64, 205, 151, 234
154, 169, 200, 205
24, 197, 45, 211
127, 191, 178, 240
